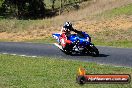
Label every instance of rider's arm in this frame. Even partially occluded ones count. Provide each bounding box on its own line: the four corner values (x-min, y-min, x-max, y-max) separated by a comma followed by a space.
71, 28, 82, 34
60, 27, 64, 33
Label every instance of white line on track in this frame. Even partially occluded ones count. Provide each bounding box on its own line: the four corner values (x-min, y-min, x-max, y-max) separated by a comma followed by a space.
30, 56, 37, 58
11, 54, 17, 56
54, 43, 62, 50
20, 55, 26, 57
2, 53, 8, 54
1, 53, 38, 58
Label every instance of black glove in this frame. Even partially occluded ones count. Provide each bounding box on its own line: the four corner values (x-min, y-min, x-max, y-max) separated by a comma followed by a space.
72, 28, 82, 33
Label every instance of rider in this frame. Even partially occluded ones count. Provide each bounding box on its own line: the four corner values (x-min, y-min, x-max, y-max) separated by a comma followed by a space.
60, 22, 81, 35
60, 22, 81, 48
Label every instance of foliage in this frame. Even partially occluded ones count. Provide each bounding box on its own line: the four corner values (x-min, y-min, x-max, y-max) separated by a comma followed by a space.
0, 0, 46, 19
0, 0, 89, 19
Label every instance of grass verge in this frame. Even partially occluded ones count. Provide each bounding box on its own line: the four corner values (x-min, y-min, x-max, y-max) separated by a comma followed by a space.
0, 54, 132, 88
94, 3, 132, 19
93, 40, 132, 48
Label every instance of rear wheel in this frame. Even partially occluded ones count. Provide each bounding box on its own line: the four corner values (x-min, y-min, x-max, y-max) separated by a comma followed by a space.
62, 44, 73, 55
64, 50, 72, 55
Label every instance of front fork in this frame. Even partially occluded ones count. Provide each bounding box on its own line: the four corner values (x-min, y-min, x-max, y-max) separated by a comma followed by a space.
85, 43, 94, 51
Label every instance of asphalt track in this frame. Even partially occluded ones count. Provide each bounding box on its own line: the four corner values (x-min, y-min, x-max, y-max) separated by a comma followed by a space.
0, 42, 132, 67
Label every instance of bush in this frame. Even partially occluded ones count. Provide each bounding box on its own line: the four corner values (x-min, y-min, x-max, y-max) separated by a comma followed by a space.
0, 0, 46, 19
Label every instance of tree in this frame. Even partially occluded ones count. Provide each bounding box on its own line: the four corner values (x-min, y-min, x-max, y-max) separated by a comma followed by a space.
1, 0, 46, 19
28, 0, 45, 18
50, 0, 56, 11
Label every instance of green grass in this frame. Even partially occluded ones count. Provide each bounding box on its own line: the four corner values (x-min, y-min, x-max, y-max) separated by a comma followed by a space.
96, 3, 132, 19
91, 28, 132, 48
0, 54, 132, 88
93, 40, 132, 48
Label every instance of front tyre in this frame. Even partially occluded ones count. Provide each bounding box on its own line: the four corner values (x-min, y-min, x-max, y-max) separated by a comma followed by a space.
89, 45, 99, 57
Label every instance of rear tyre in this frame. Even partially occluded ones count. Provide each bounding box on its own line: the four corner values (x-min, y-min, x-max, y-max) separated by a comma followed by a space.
62, 48, 72, 55
62, 44, 72, 55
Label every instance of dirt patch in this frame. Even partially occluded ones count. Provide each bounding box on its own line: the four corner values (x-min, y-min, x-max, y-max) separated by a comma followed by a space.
75, 16, 132, 32
75, 16, 132, 41
0, 30, 52, 41
0, 15, 131, 42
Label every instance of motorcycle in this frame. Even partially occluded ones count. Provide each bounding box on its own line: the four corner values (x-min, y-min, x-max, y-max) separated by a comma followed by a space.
52, 31, 99, 56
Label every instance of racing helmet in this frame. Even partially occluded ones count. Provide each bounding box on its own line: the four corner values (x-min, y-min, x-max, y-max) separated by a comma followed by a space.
63, 22, 73, 31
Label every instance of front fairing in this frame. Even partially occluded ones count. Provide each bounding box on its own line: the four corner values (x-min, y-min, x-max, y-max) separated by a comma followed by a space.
52, 33, 61, 43
69, 34, 92, 47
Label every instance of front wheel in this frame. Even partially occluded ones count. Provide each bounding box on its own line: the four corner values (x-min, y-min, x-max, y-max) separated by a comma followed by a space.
88, 45, 99, 57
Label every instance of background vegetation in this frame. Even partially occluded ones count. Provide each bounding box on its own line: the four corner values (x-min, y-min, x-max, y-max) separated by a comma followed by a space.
0, 0, 89, 19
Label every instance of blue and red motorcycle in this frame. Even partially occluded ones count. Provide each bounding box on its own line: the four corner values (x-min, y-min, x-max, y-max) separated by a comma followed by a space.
52, 31, 99, 56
